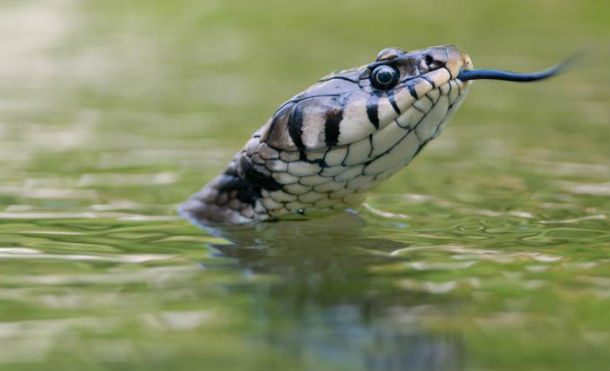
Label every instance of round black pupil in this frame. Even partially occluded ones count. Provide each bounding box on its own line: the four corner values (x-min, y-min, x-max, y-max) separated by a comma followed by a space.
375, 67, 394, 85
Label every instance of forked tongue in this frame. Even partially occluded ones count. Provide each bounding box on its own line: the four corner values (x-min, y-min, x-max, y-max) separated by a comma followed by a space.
457, 57, 573, 82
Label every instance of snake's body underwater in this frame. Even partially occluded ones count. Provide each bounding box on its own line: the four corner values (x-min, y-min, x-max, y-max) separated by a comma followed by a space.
181, 45, 564, 224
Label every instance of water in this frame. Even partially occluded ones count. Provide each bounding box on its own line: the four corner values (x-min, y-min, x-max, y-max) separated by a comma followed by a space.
0, 0, 608, 370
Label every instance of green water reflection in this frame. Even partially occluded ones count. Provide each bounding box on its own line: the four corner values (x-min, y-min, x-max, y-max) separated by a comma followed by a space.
0, 0, 608, 370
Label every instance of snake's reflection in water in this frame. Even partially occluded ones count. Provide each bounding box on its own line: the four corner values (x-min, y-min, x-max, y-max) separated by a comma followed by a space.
194, 213, 465, 371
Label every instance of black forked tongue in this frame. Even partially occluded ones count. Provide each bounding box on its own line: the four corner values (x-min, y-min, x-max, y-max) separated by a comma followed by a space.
457, 58, 571, 82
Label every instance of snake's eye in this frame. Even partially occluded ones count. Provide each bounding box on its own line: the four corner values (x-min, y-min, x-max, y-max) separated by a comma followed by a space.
370, 65, 399, 90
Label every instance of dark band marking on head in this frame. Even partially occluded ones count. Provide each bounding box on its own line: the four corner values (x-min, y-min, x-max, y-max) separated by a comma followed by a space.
387, 91, 401, 114
324, 106, 343, 146
366, 93, 380, 129
404, 80, 418, 99
287, 104, 305, 150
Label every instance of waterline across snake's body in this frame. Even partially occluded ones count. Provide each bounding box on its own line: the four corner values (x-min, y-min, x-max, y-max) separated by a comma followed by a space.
181, 45, 563, 224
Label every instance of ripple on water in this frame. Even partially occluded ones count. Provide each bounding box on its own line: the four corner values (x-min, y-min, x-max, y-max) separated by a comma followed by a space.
559, 182, 609, 196
0, 247, 175, 264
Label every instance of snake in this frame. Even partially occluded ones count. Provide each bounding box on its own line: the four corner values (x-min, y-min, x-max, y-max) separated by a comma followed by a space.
180, 45, 565, 224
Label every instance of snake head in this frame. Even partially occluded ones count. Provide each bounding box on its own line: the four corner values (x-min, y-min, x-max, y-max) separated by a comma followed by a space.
184, 45, 567, 224
261, 45, 473, 152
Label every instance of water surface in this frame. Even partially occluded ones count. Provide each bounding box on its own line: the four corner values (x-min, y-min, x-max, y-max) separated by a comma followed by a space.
0, 0, 608, 370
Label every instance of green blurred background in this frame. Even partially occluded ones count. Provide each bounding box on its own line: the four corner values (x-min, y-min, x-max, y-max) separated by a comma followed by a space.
0, 0, 607, 370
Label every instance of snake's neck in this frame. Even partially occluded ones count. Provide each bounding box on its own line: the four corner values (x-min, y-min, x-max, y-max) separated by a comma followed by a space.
180, 151, 266, 224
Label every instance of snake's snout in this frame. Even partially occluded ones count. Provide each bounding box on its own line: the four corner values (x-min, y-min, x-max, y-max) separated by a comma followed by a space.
415, 45, 473, 80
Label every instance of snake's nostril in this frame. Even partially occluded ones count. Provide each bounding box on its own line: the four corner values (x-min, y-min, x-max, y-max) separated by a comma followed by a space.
423, 54, 445, 70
